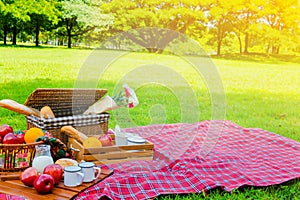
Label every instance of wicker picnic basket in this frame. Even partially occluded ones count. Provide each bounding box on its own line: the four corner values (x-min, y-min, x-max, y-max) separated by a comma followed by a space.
0, 141, 42, 173
24, 88, 110, 144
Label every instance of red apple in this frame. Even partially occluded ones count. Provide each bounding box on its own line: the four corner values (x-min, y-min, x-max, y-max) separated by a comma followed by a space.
2, 132, 20, 144
98, 134, 113, 146
20, 167, 39, 187
0, 124, 13, 137
43, 164, 63, 184
15, 132, 25, 144
33, 174, 55, 194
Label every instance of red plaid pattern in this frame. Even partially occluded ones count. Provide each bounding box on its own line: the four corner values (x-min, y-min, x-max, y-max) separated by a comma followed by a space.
74, 121, 300, 200
0, 194, 26, 200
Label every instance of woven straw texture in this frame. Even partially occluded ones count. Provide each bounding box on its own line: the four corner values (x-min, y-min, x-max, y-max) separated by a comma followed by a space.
0, 142, 43, 172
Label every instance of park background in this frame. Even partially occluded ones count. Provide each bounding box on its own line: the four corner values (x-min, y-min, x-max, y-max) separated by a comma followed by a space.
0, 0, 299, 54
1, 0, 300, 199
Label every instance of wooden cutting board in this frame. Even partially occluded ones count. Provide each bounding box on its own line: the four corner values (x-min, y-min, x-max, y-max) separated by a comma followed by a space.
0, 168, 114, 200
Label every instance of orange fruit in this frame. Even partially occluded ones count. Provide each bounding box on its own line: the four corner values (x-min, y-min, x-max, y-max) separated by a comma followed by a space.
24, 128, 44, 143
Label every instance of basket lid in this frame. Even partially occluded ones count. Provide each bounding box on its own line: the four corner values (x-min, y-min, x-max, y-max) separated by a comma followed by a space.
24, 88, 107, 112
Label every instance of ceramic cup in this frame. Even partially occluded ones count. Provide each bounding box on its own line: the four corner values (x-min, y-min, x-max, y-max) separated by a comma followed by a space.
115, 134, 128, 146
79, 162, 101, 182
64, 166, 84, 187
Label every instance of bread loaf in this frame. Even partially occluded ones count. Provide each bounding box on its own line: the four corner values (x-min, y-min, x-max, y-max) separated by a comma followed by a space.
61, 126, 88, 144
55, 158, 78, 169
83, 137, 102, 148
40, 106, 55, 118
0, 99, 40, 116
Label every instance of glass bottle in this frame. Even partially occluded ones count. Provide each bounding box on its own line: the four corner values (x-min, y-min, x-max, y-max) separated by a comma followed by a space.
32, 144, 54, 174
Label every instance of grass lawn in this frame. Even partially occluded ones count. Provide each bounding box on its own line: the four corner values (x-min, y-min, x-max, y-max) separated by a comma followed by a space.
0, 46, 299, 199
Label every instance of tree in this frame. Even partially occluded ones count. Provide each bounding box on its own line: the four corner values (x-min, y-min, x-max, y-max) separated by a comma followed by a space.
0, 0, 30, 45
25, 0, 60, 46
208, 1, 240, 55
100, 0, 210, 53
59, 0, 112, 48
0, 0, 59, 46
230, 0, 261, 53
0, 13, 11, 45
259, 0, 300, 54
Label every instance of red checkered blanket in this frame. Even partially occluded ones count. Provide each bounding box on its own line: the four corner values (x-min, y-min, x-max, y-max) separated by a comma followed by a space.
0, 194, 25, 200
74, 120, 300, 200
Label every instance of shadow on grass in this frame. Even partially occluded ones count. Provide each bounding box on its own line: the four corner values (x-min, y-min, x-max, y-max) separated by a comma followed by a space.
0, 43, 93, 50
211, 53, 300, 64
1, 44, 299, 64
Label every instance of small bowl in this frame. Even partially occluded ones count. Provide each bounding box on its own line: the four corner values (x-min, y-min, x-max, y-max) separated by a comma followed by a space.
127, 136, 146, 145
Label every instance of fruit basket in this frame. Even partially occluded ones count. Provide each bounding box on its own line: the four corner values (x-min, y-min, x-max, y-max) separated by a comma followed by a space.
0, 141, 43, 173
24, 88, 110, 144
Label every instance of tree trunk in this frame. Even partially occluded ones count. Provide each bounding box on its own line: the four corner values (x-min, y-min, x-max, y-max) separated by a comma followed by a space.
67, 29, 72, 48
66, 19, 73, 48
244, 32, 249, 53
217, 41, 221, 56
12, 26, 17, 45
266, 43, 270, 55
3, 25, 8, 45
217, 29, 222, 56
272, 46, 277, 54
217, 21, 222, 56
35, 23, 40, 46
237, 34, 242, 53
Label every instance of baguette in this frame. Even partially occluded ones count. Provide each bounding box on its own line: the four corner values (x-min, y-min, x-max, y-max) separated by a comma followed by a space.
40, 106, 55, 119
61, 126, 88, 144
0, 99, 40, 116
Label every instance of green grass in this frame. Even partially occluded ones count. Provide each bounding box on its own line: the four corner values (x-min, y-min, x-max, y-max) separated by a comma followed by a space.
0, 46, 299, 199
157, 179, 300, 200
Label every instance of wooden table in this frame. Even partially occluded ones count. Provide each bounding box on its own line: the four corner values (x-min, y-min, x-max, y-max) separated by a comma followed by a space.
0, 168, 114, 199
